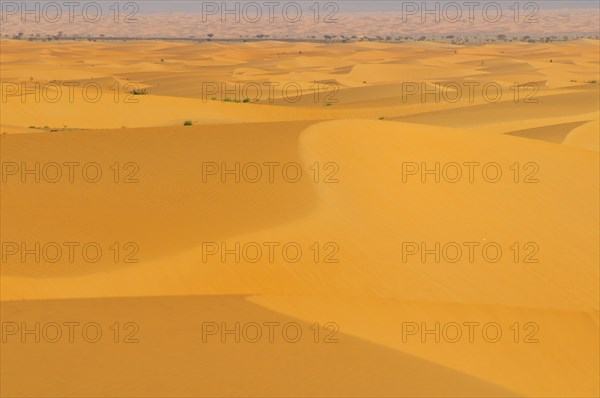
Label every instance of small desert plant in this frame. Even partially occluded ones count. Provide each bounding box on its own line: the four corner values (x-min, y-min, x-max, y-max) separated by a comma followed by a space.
183, 120, 193, 126
242, 98, 251, 103
379, 117, 385, 120
130, 88, 148, 95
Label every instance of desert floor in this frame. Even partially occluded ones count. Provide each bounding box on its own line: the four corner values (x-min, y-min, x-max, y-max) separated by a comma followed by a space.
1, 39, 599, 397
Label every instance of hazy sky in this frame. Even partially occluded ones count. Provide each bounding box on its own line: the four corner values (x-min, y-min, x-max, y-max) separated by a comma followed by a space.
3, 0, 598, 37
131, 1, 599, 13
23, 0, 600, 13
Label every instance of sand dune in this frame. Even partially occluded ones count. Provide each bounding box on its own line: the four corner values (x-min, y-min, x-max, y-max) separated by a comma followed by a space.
1, 38, 599, 397
1, 296, 520, 397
